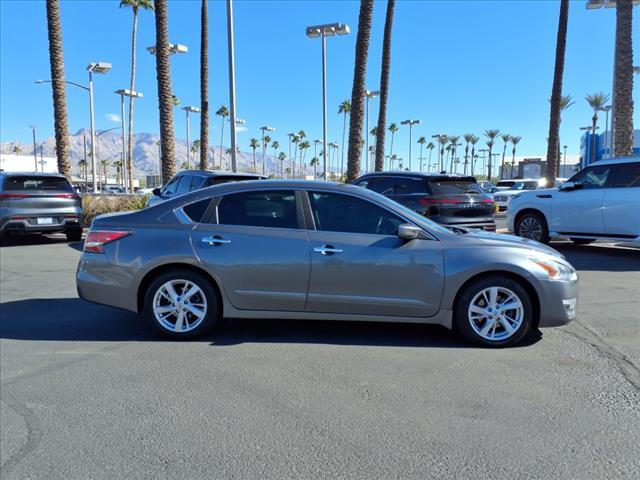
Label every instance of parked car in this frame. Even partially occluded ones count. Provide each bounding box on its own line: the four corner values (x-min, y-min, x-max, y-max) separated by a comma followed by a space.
493, 179, 540, 212
478, 181, 499, 194
508, 157, 640, 245
0, 172, 83, 241
147, 170, 266, 207
77, 180, 578, 347
353, 172, 496, 231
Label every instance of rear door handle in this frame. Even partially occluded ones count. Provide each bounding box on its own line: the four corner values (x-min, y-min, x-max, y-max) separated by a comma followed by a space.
201, 235, 231, 246
314, 245, 343, 255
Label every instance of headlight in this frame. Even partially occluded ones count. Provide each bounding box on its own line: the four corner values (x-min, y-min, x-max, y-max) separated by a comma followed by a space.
528, 256, 577, 282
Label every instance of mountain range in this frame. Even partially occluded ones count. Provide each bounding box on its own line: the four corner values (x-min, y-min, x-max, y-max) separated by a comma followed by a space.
1, 129, 292, 178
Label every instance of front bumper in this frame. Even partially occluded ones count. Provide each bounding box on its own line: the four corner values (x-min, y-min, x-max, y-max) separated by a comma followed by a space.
536, 278, 579, 327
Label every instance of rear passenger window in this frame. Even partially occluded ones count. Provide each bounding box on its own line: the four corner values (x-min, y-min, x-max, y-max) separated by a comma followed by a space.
394, 178, 427, 194
610, 163, 640, 188
183, 198, 211, 223
218, 190, 298, 229
367, 177, 396, 195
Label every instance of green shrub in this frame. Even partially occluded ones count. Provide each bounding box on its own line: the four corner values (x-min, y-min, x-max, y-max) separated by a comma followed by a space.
81, 194, 149, 228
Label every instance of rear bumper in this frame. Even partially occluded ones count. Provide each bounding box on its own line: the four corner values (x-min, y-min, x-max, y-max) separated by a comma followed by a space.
1, 216, 81, 233
76, 253, 138, 312
430, 215, 496, 231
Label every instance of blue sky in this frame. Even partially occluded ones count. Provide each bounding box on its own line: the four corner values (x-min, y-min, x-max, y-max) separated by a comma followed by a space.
1, 0, 637, 162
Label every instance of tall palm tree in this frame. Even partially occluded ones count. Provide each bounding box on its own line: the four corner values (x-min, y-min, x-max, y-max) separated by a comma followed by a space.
100, 159, 109, 186
374, 0, 396, 172
389, 154, 398, 170
113, 159, 123, 186
191, 139, 200, 161
249, 138, 259, 173
437, 135, 448, 172
346, 0, 375, 183
613, 0, 634, 156
585, 92, 611, 162
154, 0, 176, 183
484, 129, 500, 179
45, 0, 71, 178
462, 133, 474, 175
278, 151, 287, 178
310, 157, 320, 177
545, 0, 569, 184
291, 134, 300, 178
199, 0, 209, 170
469, 135, 479, 176
417, 136, 426, 171
120, 0, 153, 191
427, 142, 435, 171
271, 140, 280, 176
262, 135, 271, 175
510, 136, 522, 179
554, 94, 575, 173
448, 135, 460, 172
78, 158, 88, 178
12, 145, 22, 155
215, 105, 229, 168
499, 133, 511, 179
388, 123, 399, 157
338, 100, 351, 176
299, 140, 310, 178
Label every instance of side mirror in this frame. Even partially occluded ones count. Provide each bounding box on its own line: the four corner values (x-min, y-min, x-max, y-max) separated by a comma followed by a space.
559, 181, 581, 191
398, 223, 422, 240
152, 187, 162, 196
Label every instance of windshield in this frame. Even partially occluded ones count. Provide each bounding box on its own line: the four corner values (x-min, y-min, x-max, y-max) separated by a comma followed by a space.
3, 175, 73, 192
511, 181, 539, 190
429, 180, 484, 195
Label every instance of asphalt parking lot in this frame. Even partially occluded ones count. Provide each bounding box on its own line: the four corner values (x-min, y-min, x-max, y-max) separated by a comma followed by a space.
1, 232, 639, 479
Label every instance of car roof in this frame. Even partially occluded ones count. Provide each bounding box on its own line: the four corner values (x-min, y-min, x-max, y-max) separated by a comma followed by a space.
588, 156, 640, 166
356, 171, 476, 181
0, 171, 67, 177
175, 170, 266, 178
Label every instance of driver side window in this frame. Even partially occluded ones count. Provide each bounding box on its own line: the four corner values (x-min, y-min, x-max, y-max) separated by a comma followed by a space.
569, 165, 611, 190
309, 191, 404, 235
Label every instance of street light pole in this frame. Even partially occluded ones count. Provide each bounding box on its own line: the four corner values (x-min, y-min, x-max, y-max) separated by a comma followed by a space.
29, 125, 38, 172
182, 106, 202, 169
260, 126, 275, 176
563, 145, 567, 173
86, 62, 111, 192
401, 120, 421, 171
306, 22, 350, 181
599, 105, 612, 159
364, 90, 379, 172
114, 89, 143, 193
226, 0, 238, 172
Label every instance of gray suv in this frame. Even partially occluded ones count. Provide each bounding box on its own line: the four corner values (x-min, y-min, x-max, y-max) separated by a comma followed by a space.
0, 172, 82, 241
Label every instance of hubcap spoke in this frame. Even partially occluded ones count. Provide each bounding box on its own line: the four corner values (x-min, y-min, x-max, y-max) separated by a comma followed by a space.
468, 286, 524, 341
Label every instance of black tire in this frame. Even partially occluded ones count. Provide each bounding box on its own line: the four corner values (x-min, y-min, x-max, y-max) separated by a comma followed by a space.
570, 237, 596, 246
515, 211, 549, 244
143, 269, 220, 340
65, 228, 83, 242
454, 276, 533, 348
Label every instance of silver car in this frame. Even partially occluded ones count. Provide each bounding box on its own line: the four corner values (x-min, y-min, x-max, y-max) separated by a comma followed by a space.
1, 172, 83, 241
76, 180, 578, 347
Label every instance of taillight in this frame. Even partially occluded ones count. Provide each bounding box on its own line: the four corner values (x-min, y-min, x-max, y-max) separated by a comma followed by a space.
0, 193, 32, 199
418, 197, 462, 206
84, 230, 131, 253
54, 193, 80, 199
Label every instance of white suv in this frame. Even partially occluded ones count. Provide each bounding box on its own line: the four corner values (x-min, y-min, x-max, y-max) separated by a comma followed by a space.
508, 157, 640, 245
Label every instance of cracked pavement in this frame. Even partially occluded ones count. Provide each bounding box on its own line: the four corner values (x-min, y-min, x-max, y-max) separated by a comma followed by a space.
1, 234, 639, 479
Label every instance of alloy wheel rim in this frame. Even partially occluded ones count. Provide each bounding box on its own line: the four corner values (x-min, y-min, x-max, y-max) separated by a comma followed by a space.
519, 217, 542, 241
468, 286, 524, 341
152, 279, 207, 333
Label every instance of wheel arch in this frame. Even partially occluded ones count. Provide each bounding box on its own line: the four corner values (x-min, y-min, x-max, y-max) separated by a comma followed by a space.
452, 270, 541, 329
514, 207, 548, 232
136, 262, 224, 315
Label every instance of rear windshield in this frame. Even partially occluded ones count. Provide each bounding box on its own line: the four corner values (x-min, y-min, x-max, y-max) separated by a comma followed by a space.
3, 175, 73, 192
511, 181, 538, 190
428, 180, 484, 195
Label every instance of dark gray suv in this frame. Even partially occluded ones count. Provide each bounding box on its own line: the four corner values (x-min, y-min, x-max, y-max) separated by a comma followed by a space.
0, 172, 83, 241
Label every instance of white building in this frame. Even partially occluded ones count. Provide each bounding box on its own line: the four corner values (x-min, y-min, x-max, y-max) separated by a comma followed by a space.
0, 153, 58, 173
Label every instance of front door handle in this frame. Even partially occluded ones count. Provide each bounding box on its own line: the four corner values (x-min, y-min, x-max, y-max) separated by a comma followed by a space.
314, 244, 343, 255
201, 235, 231, 246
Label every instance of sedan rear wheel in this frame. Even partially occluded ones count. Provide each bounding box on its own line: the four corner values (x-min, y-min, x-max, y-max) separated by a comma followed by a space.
144, 269, 219, 340
455, 276, 533, 347
516, 212, 549, 244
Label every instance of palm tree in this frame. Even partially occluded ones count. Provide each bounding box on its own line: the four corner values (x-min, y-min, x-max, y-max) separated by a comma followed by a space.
171, 94, 180, 107
388, 123, 399, 156
299, 140, 310, 178
120, 0, 153, 191
469, 135, 479, 176
291, 134, 300, 178
262, 134, 271, 175
545, 0, 569, 184
191, 139, 200, 162
338, 100, 351, 176
100, 159, 109, 186
499, 134, 511, 179
417, 136, 426, 171
437, 135, 448, 172
215, 105, 229, 168
154, 0, 176, 183
45, 0, 71, 178
12, 145, 22, 155
271, 140, 280, 176
389, 154, 398, 170
427, 142, 435, 172
553, 94, 575, 173
510, 136, 522, 179
199, 0, 209, 170
484, 129, 500, 179
448, 135, 460, 171
310, 157, 320, 177
249, 138, 259, 173
346, 0, 375, 183
374, 0, 396, 172
113, 159, 123, 186
462, 134, 474, 175
585, 92, 611, 162
613, 0, 634, 156
278, 151, 287, 178
78, 158, 88, 178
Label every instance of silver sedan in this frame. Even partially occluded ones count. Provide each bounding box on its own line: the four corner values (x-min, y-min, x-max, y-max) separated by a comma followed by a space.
76, 180, 578, 347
